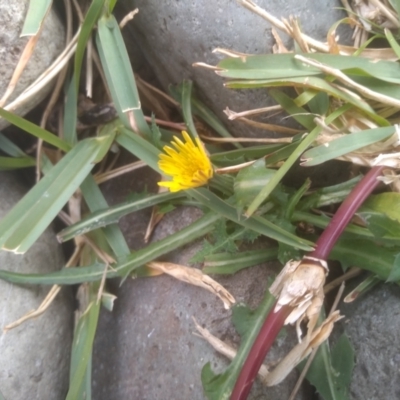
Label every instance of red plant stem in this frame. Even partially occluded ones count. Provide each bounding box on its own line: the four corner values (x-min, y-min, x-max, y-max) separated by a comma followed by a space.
230, 304, 292, 400
309, 165, 384, 260
230, 165, 384, 400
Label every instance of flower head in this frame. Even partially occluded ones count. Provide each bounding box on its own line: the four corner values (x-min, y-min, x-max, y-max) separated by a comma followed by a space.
158, 131, 213, 192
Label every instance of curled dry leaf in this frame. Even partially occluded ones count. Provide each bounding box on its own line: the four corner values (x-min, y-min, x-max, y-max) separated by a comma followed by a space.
269, 257, 328, 340
263, 310, 343, 386
147, 261, 236, 309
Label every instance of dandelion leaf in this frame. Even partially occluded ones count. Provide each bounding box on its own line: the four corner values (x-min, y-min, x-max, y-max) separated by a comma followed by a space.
300, 333, 354, 400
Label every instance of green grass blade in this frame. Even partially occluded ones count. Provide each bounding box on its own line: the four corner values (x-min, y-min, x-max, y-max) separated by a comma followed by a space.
301, 126, 395, 166
0, 133, 27, 157
384, 28, 400, 59
0, 135, 114, 253
211, 143, 285, 165
203, 248, 279, 274
67, 290, 100, 400
0, 212, 220, 285
74, 0, 105, 91
80, 175, 131, 258
0, 262, 108, 285
116, 127, 161, 172
179, 80, 198, 138
96, 15, 151, 136
245, 125, 322, 217
269, 89, 316, 130
58, 191, 183, 242
225, 77, 389, 127
191, 188, 313, 251
0, 108, 70, 152
170, 84, 241, 148
21, 0, 52, 36
0, 156, 36, 170
63, 79, 78, 145
217, 53, 400, 84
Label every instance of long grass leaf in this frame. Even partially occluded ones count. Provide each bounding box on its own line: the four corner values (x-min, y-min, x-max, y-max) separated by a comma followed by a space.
217, 53, 400, 84
170, 84, 241, 148
191, 188, 313, 250
0, 108, 70, 151
74, 0, 105, 91
225, 77, 389, 127
203, 248, 279, 275
21, 0, 52, 36
178, 80, 200, 139
96, 15, 151, 136
0, 156, 36, 170
245, 125, 322, 217
116, 127, 160, 172
269, 89, 315, 130
302, 126, 396, 166
80, 175, 130, 258
0, 212, 220, 285
63, 79, 78, 145
67, 293, 100, 400
0, 135, 113, 253
58, 191, 183, 241
0, 133, 27, 157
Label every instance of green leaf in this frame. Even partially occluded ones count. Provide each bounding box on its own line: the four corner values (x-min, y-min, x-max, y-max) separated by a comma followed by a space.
0, 133, 28, 157
306, 91, 330, 115
74, 0, 105, 92
302, 126, 395, 166
179, 80, 199, 139
80, 175, 131, 258
0, 135, 114, 253
387, 253, 400, 282
361, 192, 400, 222
0, 212, 220, 285
63, 79, 78, 145
217, 53, 400, 84
358, 211, 400, 238
201, 287, 276, 400
58, 191, 183, 242
21, 0, 52, 36
226, 77, 388, 126
0, 108, 70, 152
302, 332, 354, 400
67, 289, 100, 400
96, 15, 151, 136
0, 156, 36, 171
384, 28, 400, 59
245, 124, 322, 217
116, 127, 161, 172
329, 238, 399, 281
269, 89, 316, 130
203, 248, 278, 275
191, 188, 314, 251
233, 159, 277, 210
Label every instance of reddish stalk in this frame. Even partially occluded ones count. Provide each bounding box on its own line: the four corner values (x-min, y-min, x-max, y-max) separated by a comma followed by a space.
230, 165, 384, 400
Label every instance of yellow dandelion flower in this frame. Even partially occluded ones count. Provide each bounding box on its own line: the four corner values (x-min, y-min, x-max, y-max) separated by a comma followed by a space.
158, 131, 213, 192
